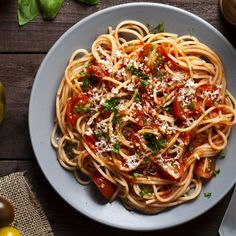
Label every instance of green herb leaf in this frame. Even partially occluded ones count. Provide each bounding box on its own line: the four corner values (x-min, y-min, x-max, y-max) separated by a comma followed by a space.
139, 184, 153, 197
17, 0, 40, 26
133, 92, 141, 103
188, 102, 195, 110
95, 130, 105, 138
144, 133, 166, 155
75, 103, 90, 113
140, 80, 150, 88
82, 76, 98, 91
112, 114, 120, 125
112, 142, 120, 154
150, 22, 165, 34
219, 152, 226, 159
103, 98, 120, 112
133, 173, 140, 178
204, 192, 212, 199
214, 169, 220, 176
76, 0, 98, 5
38, 0, 64, 20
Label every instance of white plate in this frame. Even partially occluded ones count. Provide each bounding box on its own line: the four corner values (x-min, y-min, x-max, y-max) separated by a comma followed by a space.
29, 3, 236, 230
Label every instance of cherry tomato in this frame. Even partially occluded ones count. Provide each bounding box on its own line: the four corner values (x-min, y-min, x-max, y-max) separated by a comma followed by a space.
87, 64, 108, 78
196, 84, 218, 108
84, 135, 97, 152
194, 157, 216, 179
92, 172, 116, 200
0, 197, 15, 228
173, 93, 201, 120
0, 226, 21, 236
65, 94, 88, 126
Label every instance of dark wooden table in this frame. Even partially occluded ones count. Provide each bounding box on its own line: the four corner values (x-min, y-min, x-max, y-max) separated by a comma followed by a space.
0, 0, 236, 235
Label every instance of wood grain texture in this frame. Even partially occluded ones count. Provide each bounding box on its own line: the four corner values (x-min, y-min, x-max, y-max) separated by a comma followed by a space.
0, 54, 44, 160
0, 161, 232, 236
0, 0, 235, 53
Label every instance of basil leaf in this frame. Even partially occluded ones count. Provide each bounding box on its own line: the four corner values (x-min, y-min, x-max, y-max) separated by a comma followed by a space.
17, 0, 40, 26
38, 0, 64, 20
76, 0, 99, 5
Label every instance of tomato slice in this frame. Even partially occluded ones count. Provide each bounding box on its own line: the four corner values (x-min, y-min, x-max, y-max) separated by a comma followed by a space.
84, 135, 97, 152
194, 157, 216, 179
173, 92, 202, 121
196, 84, 218, 107
92, 172, 116, 200
66, 94, 88, 126
87, 64, 108, 78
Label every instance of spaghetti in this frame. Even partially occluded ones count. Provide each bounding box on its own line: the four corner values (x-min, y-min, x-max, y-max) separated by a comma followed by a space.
51, 20, 236, 213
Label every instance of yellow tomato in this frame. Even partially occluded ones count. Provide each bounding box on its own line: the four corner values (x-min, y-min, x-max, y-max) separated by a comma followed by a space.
0, 226, 21, 236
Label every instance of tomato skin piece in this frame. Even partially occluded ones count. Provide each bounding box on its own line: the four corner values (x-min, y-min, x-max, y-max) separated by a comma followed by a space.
196, 84, 218, 107
65, 94, 88, 126
194, 157, 216, 179
84, 135, 97, 152
173, 95, 183, 119
92, 172, 116, 200
87, 64, 108, 78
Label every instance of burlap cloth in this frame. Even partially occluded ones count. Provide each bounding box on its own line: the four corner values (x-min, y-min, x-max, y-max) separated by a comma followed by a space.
0, 172, 54, 236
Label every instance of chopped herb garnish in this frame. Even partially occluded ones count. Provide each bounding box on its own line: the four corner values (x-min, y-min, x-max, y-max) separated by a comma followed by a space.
82, 76, 98, 91
95, 130, 105, 138
133, 92, 141, 103
150, 22, 165, 34
214, 169, 220, 176
103, 98, 120, 112
126, 63, 149, 79
112, 114, 120, 125
139, 184, 153, 197
140, 80, 150, 88
204, 192, 212, 199
155, 71, 166, 80
219, 152, 226, 159
144, 133, 166, 155
163, 106, 172, 112
112, 142, 120, 154
188, 102, 195, 110
75, 103, 90, 113
133, 173, 140, 178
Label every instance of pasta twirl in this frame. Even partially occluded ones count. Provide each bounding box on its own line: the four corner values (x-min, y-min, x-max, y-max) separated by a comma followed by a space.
51, 20, 236, 213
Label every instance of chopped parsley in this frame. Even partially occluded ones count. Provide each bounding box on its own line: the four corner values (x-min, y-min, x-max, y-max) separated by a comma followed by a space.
103, 98, 120, 112
140, 80, 150, 88
150, 22, 165, 34
126, 63, 149, 79
143, 133, 166, 155
214, 169, 220, 176
112, 114, 120, 125
75, 103, 90, 113
95, 130, 105, 138
139, 184, 153, 198
188, 102, 195, 110
82, 76, 98, 91
133, 172, 140, 178
133, 92, 141, 103
219, 152, 226, 159
112, 142, 120, 154
204, 192, 212, 199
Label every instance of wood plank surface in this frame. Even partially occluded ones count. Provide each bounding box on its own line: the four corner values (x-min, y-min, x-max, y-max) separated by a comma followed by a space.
0, 54, 44, 160
0, 160, 232, 236
0, 0, 235, 53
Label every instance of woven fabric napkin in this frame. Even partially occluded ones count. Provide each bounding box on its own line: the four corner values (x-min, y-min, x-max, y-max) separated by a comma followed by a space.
0, 172, 54, 236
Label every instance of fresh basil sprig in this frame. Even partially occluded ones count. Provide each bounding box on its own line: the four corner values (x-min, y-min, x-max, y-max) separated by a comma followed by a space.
17, 0, 40, 26
38, 0, 64, 20
77, 0, 99, 5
